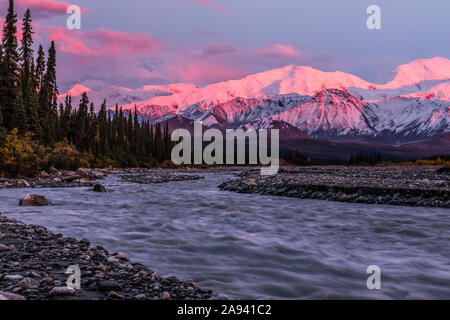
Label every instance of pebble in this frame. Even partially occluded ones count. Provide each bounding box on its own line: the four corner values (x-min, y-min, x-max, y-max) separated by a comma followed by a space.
0, 291, 27, 300
49, 287, 76, 296
3, 275, 24, 281
116, 252, 130, 261
18, 278, 39, 290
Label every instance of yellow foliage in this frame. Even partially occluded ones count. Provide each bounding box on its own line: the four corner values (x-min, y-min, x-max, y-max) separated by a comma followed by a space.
47, 140, 90, 170
0, 129, 47, 177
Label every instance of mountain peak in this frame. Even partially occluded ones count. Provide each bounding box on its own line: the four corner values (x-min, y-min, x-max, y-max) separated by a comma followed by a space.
62, 84, 92, 97
384, 57, 450, 88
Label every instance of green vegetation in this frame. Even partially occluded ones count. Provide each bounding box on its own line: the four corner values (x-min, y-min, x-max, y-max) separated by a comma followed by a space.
0, 1, 173, 177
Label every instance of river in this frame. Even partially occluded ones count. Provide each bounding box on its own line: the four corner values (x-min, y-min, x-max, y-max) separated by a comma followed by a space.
1, 172, 449, 299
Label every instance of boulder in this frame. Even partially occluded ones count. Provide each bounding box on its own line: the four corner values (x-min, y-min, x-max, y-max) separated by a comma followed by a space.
17, 179, 31, 187
53, 177, 62, 183
93, 183, 108, 192
76, 168, 91, 178
17, 277, 39, 290
40, 171, 50, 177
49, 287, 75, 296
49, 167, 61, 176
0, 291, 26, 300
19, 194, 52, 206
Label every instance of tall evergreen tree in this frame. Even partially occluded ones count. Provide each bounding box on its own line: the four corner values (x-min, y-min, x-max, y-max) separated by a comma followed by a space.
20, 8, 39, 133
39, 41, 58, 142
34, 44, 45, 89
13, 88, 28, 132
0, 0, 20, 129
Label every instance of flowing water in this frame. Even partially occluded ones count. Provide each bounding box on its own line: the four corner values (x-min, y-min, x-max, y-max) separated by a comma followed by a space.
1, 172, 449, 299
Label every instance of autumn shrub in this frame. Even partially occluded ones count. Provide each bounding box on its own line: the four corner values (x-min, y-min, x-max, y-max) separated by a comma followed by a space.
0, 129, 47, 177
47, 139, 90, 170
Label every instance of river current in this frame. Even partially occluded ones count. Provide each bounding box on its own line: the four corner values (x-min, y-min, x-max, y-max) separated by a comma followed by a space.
1, 172, 449, 299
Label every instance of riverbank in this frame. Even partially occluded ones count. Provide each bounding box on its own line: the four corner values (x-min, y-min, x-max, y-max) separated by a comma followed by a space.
219, 166, 450, 208
0, 212, 213, 300
0, 167, 213, 189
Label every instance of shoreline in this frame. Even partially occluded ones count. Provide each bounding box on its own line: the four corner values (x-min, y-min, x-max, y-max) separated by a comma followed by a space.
0, 212, 214, 300
219, 166, 450, 208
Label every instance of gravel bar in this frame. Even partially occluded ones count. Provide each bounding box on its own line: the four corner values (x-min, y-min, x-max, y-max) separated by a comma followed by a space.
0, 213, 214, 300
219, 166, 450, 208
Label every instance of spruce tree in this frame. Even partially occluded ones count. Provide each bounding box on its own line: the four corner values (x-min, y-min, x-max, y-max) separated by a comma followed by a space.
39, 41, 58, 142
20, 8, 36, 132
0, 0, 20, 129
13, 87, 28, 132
34, 44, 45, 89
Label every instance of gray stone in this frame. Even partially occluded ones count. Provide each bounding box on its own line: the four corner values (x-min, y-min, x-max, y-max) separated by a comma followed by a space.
93, 183, 108, 192
19, 194, 51, 206
0, 291, 26, 300
49, 287, 76, 296
18, 277, 39, 290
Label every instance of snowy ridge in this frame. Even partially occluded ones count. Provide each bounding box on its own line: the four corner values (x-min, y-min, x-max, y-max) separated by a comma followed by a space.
59, 57, 450, 141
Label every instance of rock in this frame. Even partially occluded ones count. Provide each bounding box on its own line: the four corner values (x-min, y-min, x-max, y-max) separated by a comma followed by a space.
134, 294, 146, 300
19, 194, 51, 206
17, 179, 31, 187
18, 278, 39, 290
50, 287, 76, 296
116, 252, 129, 261
39, 277, 54, 286
0, 243, 10, 252
76, 168, 91, 178
40, 171, 50, 177
49, 167, 61, 176
108, 291, 124, 299
93, 183, 108, 192
52, 177, 62, 183
97, 264, 107, 272
98, 280, 122, 292
161, 291, 171, 300
0, 291, 26, 300
3, 274, 24, 281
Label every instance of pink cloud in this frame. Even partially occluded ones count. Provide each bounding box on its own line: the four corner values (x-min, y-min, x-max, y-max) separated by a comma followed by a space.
193, 0, 227, 13
33, 25, 164, 89
40, 26, 162, 56
15, 0, 86, 19
162, 59, 245, 84
259, 44, 301, 58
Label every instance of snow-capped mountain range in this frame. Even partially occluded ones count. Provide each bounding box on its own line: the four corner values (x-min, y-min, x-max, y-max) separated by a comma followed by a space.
60, 57, 450, 143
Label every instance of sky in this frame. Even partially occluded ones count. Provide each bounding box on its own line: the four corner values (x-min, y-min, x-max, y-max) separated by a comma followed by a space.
2, 0, 449, 91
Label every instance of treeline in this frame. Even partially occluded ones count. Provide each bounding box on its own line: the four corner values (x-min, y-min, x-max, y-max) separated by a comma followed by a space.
281, 150, 311, 165
59, 95, 173, 167
349, 150, 382, 165
0, 1, 173, 176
